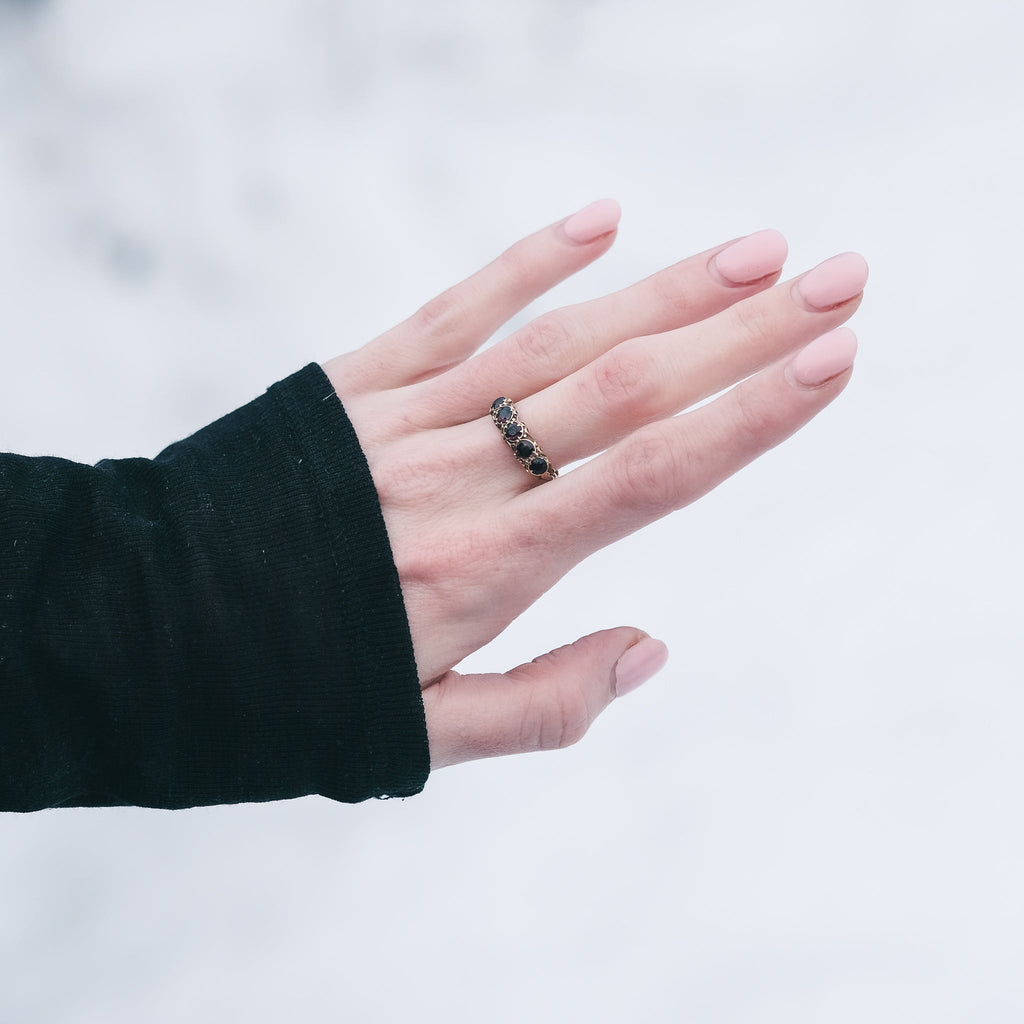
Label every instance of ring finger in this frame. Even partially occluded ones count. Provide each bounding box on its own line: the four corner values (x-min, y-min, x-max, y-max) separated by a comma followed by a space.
504, 251, 868, 473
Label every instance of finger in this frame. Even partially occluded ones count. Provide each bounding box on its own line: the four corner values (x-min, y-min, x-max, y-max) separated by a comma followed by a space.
324, 199, 622, 395
412, 228, 790, 427
420, 251, 864, 499
526, 327, 860, 567
421, 628, 668, 769
514, 252, 868, 468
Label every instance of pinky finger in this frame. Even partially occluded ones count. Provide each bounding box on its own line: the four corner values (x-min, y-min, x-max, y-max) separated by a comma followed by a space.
542, 327, 859, 563
327, 199, 622, 395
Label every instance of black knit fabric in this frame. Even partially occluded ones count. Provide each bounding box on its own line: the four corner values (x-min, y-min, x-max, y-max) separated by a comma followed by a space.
0, 364, 429, 811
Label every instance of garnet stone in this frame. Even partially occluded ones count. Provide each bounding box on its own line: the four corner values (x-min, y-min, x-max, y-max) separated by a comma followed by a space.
503, 422, 523, 441
529, 457, 549, 476
491, 397, 508, 413
515, 439, 535, 460
495, 405, 514, 425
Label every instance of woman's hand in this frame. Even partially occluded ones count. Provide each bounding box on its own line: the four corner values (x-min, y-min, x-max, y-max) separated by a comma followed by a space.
322, 200, 867, 770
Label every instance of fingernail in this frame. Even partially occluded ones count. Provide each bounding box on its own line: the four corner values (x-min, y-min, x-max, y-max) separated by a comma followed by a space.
710, 229, 789, 285
786, 327, 858, 388
613, 638, 669, 698
794, 252, 869, 311
562, 198, 622, 245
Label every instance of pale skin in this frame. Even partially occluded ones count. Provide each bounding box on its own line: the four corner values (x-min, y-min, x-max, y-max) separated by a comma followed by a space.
323, 200, 867, 772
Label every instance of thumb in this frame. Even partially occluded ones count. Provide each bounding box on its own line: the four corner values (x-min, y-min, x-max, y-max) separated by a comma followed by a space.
422, 627, 669, 770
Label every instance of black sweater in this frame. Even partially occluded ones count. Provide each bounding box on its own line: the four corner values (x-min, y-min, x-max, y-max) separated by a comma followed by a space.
0, 364, 430, 811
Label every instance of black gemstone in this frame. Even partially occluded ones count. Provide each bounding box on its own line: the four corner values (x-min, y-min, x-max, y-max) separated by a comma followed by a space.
504, 422, 524, 441
515, 439, 535, 460
491, 397, 508, 413
495, 405, 514, 425
529, 457, 549, 476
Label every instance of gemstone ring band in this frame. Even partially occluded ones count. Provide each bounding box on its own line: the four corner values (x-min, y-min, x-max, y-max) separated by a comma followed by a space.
489, 397, 558, 482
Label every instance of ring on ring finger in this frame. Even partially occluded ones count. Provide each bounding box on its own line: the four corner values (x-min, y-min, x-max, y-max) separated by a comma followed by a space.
490, 397, 558, 482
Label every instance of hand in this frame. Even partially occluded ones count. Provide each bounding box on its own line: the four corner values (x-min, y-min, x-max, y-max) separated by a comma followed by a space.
322, 200, 867, 770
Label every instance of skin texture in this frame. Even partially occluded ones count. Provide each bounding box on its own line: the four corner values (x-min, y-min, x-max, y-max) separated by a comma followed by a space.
323, 203, 867, 770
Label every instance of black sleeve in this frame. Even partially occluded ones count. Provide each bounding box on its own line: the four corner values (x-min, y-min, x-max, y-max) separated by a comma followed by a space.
0, 363, 429, 811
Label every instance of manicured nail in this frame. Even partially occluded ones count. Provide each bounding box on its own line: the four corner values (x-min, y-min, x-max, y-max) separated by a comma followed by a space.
794, 252, 869, 311
613, 638, 669, 698
786, 327, 858, 388
562, 198, 622, 244
710, 229, 789, 285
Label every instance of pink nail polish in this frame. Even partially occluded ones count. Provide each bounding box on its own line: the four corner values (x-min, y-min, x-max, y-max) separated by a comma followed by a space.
795, 252, 869, 311
786, 327, 858, 388
711, 229, 789, 285
613, 638, 669, 698
562, 198, 622, 245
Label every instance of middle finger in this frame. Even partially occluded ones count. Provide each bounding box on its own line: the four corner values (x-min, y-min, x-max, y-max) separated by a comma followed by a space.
512, 251, 869, 470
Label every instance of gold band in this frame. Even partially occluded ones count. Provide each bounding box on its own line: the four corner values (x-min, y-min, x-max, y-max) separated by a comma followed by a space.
490, 397, 558, 482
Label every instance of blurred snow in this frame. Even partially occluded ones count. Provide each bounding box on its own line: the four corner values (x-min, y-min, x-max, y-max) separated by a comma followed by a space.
1, 0, 1022, 1021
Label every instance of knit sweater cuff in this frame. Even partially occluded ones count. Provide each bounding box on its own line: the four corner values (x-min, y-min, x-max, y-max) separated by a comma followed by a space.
0, 364, 429, 810
265, 364, 429, 802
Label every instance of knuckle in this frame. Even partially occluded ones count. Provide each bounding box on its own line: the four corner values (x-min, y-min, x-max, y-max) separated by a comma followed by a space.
729, 383, 780, 457
614, 424, 687, 518
728, 297, 776, 351
511, 313, 572, 380
587, 341, 654, 419
548, 690, 592, 750
521, 681, 593, 753
649, 265, 699, 322
370, 442, 438, 511
414, 287, 465, 337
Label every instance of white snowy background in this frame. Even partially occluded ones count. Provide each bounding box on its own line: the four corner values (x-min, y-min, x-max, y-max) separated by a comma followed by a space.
1, 0, 1022, 1021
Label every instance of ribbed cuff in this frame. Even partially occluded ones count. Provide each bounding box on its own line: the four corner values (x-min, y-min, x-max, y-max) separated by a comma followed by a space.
266, 365, 429, 800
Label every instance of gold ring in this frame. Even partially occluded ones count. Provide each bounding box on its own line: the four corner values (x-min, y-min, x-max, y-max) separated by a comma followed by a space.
489, 398, 558, 482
